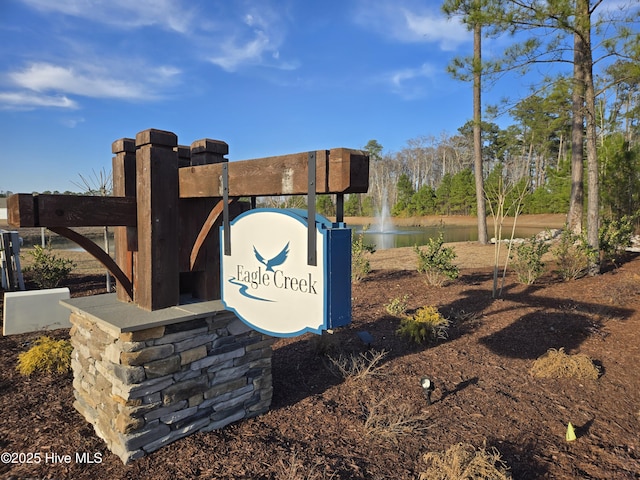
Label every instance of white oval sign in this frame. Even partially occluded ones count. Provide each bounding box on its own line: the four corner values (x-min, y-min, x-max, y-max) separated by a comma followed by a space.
220, 208, 350, 337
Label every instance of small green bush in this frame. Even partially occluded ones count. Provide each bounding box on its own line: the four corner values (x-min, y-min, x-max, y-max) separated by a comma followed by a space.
25, 245, 76, 288
554, 229, 598, 280
510, 236, 550, 285
414, 231, 459, 286
397, 306, 449, 344
17, 336, 73, 376
599, 215, 634, 264
384, 294, 410, 317
352, 228, 376, 283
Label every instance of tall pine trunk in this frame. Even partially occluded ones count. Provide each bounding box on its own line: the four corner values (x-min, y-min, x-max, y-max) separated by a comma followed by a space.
581, 0, 600, 273
474, 20, 488, 244
567, 24, 585, 235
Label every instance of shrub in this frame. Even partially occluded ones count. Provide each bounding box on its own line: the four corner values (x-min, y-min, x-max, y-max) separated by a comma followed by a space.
414, 231, 459, 286
352, 228, 376, 283
327, 349, 387, 381
275, 451, 329, 480
17, 336, 73, 376
599, 215, 634, 265
397, 306, 449, 345
419, 442, 511, 480
24, 245, 76, 288
553, 229, 598, 280
510, 236, 550, 285
384, 294, 410, 317
530, 348, 600, 380
361, 393, 430, 441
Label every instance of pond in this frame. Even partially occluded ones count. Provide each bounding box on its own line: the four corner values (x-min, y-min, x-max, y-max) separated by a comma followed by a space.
30, 224, 547, 252
25, 233, 115, 254
358, 224, 548, 250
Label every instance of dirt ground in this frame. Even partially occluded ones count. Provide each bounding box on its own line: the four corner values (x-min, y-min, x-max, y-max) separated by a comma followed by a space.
1, 215, 639, 479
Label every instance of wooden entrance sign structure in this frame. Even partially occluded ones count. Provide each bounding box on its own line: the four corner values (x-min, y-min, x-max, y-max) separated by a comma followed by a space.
7, 129, 369, 311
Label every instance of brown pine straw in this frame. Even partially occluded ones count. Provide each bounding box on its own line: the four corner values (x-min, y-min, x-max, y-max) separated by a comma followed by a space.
530, 347, 600, 380
419, 442, 511, 480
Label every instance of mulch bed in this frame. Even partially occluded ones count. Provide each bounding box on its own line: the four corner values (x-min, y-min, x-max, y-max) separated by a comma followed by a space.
1, 258, 639, 479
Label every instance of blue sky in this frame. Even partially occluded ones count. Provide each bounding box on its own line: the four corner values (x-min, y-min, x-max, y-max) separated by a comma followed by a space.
0, 0, 635, 193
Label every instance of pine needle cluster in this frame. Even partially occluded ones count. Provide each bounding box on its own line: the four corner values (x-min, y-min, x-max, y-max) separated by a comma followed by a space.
419, 442, 512, 480
530, 348, 600, 380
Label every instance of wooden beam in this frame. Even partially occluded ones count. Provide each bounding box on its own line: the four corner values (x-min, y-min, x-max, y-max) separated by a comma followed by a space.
328, 148, 370, 193
7, 194, 136, 228
178, 148, 369, 198
6, 148, 369, 228
48, 227, 134, 301
190, 198, 237, 270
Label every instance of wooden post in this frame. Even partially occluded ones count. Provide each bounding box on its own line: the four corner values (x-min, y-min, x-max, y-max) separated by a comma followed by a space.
112, 138, 136, 302
176, 145, 191, 168
135, 129, 180, 310
179, 139, 229, 300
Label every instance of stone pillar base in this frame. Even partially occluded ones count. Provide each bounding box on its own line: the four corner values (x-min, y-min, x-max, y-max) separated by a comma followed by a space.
62, 294, 274, 463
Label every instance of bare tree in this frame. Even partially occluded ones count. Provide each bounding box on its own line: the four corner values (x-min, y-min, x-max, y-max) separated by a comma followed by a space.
72, 168, 113, 292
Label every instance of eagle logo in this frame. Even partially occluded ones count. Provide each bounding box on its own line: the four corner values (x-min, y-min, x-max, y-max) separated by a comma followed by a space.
253, 242, 290, 272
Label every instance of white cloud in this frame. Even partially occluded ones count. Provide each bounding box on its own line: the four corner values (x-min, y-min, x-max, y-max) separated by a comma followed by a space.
390, 64, 436, 87
0, 61, 181, 109
19, 0, 296, 73
10, 63, 144, 99
383, 63, 437, 99
60, 117, 85, 128
0, 91, 78, 110
206, 4, 295, 72
19, 0, 197, 33
402, 9, 470, 51
352, 1, 470, 51
209, 31, 273, 72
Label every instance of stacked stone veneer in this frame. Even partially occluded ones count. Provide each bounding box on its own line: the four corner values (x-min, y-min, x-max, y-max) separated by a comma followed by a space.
69, 306, 274, 463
